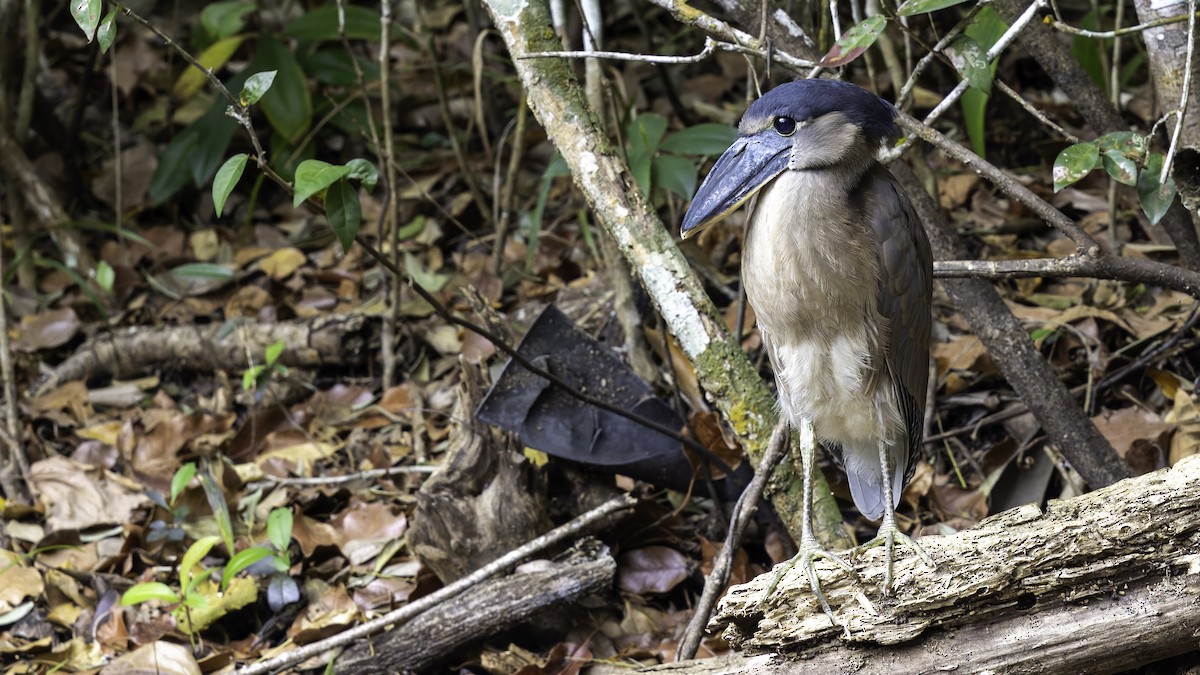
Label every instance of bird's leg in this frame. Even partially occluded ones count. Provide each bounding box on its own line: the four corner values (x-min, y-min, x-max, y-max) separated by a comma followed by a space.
856, 439, 936, 595
761, 418, 856, 625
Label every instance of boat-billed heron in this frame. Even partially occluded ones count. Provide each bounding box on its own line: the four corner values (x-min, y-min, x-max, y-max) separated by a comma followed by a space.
681, 79, 934, 612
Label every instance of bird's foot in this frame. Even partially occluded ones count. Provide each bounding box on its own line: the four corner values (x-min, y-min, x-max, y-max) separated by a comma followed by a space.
760, 539, 857, 629
855, 525, 936, 595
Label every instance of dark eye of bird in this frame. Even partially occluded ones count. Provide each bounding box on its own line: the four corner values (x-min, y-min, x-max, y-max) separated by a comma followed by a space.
773, 116, 797, 136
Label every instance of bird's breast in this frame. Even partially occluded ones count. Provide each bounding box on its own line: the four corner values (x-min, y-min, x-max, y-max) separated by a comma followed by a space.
742, 170, 891, 443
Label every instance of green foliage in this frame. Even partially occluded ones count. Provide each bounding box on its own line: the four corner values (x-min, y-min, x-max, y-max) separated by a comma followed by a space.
70, 0, 101, 42
170, 463, 197, 506
200, 2, 255, 42
147, 463, 197, 544
1137, 154, 1178, 225
625, 113, 736, 201
897, 0, 973, 16
283, 4, 382, 41
97, 10, 117, 53
1053, 132, 1177, 225
242, 339, 288, 392
292, 158, 379, 252
213, 154, 249, 217
818, 16, 887, 68
961, 7, 1007, 158
240, 70, 277, 106
1053, 143, 1099, 191
94, 261, 114, 293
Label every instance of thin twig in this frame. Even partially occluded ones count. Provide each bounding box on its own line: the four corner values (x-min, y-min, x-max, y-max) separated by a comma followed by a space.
245, 465, 437, 490
918, 0, 1049, 129
676, 418, 790, 661
1161, 0, 1196, 184
642, 0, 817, 69
896, 112, 1101, 251
522, 36, 717, 62
234, 494, 636, 675
1047, 11, 1200, 38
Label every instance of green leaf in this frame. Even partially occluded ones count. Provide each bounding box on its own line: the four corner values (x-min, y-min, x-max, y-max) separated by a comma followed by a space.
1137, 153, 1178, 226
628, 150, 652, 197
95, 260, 114, 293
949, 36, 992, 94
302, 49, 379, 86
653, 154, 698, 200
240, 71, 277, 106
174, 36, 246, 100
183, 569, 217, 601
325, 179, 362, 253
254, 35, 312, 142
1052, 143, 1099, 192
221, 546, 274, 591
70, 0, 101, 41
200, 1, 254, 41
213, 154, 249, 217
265, 340, 284, 366
97, 9, 117, 53
170, 263, 234, 279
243, 364, 266, 391
294, 160, 351, 206
170, 463, 197, 506
149, 103, 239, 204
268, 508, 293, 552
628, 114, 668, 157
897, 0, 973, 15
1095, 131, 1149, 160
344, 159, 379, 192
1101, 149, 1137, 186
121, 582, 180, 606
818, 16, 886, 68
961, 7, 1007, 158
179, 536, 222, 597
199, 470, 235, 555
284, 4, 382, 40
404, 251, 449, 292
659, 124, 737, 156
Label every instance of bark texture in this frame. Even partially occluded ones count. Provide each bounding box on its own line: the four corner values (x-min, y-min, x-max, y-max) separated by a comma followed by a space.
706, 454, 1200, 661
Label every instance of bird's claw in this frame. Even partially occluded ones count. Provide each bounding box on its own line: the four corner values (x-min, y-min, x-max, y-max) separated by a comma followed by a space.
855, 527, 935, 595
760, 540, 857, 628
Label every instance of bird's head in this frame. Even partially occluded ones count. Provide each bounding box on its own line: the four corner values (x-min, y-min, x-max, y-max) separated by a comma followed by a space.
680, 79, 898, 239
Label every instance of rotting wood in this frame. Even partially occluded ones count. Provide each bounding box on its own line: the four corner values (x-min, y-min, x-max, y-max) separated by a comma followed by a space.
336, 541, 615, 674
702, 453, 1200, 664
31, 314, 371, 397
635, 572, 1197, 674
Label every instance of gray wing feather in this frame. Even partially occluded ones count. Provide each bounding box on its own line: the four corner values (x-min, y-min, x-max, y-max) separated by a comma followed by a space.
867, 166, 933, 487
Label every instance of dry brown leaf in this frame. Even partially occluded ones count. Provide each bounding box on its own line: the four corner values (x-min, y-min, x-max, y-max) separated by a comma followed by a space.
259, 247, 307, 280
1090, 406, 1174, 461
15, 308, 80, 352
617, 546, 690, 595
932, 335, 993, 374
27, 456, 149, 533
1169, 389, 1200, 465
0, 549, 44, 613
28, 379, 91, 420
334, 502, 408, 565
287, 582, 359, 644
292, 514, 343, 557
101, 640, 200, 675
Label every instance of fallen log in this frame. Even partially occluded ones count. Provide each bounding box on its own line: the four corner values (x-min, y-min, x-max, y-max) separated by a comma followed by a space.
656, 454, 1200, 673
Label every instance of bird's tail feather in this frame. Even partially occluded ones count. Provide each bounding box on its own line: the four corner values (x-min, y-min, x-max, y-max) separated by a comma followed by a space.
843, 441, 906, 522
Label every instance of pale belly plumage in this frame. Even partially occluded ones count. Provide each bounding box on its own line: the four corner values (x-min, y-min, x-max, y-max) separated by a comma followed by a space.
742, 170, 907, 519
